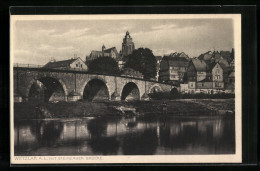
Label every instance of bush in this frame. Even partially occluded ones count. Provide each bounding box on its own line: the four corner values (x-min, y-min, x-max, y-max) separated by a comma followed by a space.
148, 91, 234, 100
88, 56, 120, 75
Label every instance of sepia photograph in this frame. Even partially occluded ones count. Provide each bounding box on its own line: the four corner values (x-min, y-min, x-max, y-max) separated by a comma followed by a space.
10, 14, 241, 164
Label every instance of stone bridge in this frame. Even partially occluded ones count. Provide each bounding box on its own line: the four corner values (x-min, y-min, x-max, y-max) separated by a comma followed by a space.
13, 67, 175, 102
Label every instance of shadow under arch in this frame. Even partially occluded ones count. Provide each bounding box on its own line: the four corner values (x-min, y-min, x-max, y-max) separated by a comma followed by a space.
83, 79, 110, 101
28, 77, 67, 102
121, 82, 140, 101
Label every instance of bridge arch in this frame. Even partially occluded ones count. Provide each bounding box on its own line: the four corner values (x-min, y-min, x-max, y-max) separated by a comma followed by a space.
81, 78, 111, 101
121, 82, 140, 101
148, 84, 163, 94
26, 77, 68, 102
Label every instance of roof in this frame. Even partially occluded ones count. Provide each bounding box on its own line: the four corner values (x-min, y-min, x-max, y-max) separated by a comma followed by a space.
164, 56, 189, 62
229, 71, 235, 77
43, 58, 77, 68
90, 51, 110, 57
198, 51, 213, 61
163, 56, 189, 68
199, 77, 212, 82
216, 58, 229, 67
207, 62, 218, 71
168, 60, 189, 68
168, 52, 189, 58
219, 62, 229, 73
191, 59, 207, 72
220, 51, 231, 58
103, 47, 117, 53
90, 50, 102, 55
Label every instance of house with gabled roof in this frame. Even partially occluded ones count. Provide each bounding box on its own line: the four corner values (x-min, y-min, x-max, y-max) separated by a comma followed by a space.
225, 71, 235, 93
187, 59, 208, 91
208, 62, 225, 89
159, 56, 189, 84
187, 59, 208, 81
43, 57, 88, 70
186, 59, 227, 93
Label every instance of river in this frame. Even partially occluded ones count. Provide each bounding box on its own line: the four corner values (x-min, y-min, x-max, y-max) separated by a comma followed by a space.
14, 114, 235, 156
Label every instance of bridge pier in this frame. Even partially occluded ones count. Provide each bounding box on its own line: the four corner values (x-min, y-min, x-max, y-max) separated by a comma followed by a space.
111, 92, 121, 101
141, 93, 150, 101
67, 91, 81, 102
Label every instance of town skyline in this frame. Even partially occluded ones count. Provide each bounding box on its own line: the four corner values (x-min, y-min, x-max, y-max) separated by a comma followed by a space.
13, 18, 234, 65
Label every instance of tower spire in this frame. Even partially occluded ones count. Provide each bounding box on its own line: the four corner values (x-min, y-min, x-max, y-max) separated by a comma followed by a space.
102, 44, 106, 52
121, 31, 135, 57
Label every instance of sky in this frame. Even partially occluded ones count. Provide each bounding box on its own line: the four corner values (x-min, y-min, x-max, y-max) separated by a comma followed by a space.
12, 18, 234, 65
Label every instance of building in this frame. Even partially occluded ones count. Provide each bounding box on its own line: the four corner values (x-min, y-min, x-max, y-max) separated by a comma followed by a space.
43, 57, 88, 70
116, 31, 136, 70
159, 56, 189, 84
116, 55, 126, 70
88, 45, 119, 61
121, 31, 135, 57
225, 71, 235, 93
187, 59, 208, 81
230, 59, 234, 70
198, 49, 234, 65
168, 52, 190, 60
155, 56, 162, 81
198, 51, 213, 61
187, 59, 208, 90
208, 62, 225, 89
186, 60, 227, 93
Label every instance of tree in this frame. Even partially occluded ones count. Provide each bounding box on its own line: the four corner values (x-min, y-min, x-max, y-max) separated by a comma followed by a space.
88, 56, 119, 75
124, 48, 157, 79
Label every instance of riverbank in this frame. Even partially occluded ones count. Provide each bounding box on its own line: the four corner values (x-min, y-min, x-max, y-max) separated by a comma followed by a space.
13, 99, 234, 120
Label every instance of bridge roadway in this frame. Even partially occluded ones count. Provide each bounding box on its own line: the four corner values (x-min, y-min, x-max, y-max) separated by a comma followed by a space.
13, 67, 175, 102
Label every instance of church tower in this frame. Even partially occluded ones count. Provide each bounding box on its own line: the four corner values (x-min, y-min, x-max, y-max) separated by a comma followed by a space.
102, 44, 106, 52
121, 31, 135, 57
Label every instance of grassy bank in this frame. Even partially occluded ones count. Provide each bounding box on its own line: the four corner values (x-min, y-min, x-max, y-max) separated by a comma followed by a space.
148, 92, 235, 100
13, 99, 234, 120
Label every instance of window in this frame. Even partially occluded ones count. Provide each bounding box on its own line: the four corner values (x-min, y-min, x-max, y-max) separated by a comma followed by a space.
202, 83, 204, 87
215, 82, 222, 87
76, 64, 78, 67
81, 64, 82, 68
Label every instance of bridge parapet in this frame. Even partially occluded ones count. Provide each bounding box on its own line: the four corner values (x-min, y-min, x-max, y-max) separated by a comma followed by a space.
13, 67, 175, 102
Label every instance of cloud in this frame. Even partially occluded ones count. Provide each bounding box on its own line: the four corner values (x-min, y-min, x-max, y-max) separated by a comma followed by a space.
13, 18, 234, 64
151, 24, 177, 30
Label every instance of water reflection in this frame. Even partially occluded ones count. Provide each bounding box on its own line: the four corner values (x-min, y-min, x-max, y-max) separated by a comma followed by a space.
14, 115, 235, 156
122, 129, 158, 155
30, 121, 63, 147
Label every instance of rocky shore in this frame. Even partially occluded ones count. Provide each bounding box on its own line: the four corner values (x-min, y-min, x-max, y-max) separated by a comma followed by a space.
13, 99, 235, 120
